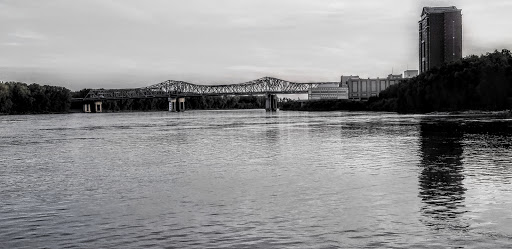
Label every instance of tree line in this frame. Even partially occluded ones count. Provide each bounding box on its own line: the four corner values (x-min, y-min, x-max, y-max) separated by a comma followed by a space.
70, 95, 266, 112
3, 49, 512, 114
1, 83, 267, 114
187, 95, 266, 110
0, 82, 71, 114
284, 49, 512, 113
280, 99, 366, 111
369, 49, 512, 113
70, 90, 266, 112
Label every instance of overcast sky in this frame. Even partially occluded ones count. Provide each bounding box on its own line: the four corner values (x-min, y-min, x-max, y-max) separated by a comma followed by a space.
1, 0, 511, 90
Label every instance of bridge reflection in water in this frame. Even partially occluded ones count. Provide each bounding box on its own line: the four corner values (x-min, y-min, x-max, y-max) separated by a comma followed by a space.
79, 77, 322, 112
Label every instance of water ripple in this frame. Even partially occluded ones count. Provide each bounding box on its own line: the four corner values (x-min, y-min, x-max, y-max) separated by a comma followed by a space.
1, 111, 512, 248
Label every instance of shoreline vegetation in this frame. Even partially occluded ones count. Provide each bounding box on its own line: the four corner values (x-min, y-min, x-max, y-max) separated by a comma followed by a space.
70, 95, 267, 113
283, 50, 512, 113
1, 50, 511, 115
0, 82, 71, 115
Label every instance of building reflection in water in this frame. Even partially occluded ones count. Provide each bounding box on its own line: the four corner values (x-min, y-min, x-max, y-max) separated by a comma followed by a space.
418, 120, 469, 230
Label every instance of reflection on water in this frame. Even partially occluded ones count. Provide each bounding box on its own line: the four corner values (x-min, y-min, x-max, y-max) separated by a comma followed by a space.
463, 121, 512, 184
418, 121, 468, 230
418, 117, 512, 236
1, 111, 512, 248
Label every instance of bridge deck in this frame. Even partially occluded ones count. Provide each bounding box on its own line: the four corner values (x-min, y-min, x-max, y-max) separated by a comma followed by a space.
81, 77, 330, 101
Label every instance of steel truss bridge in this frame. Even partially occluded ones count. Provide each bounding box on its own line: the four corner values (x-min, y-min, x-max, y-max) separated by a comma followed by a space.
82, 77, 324, 100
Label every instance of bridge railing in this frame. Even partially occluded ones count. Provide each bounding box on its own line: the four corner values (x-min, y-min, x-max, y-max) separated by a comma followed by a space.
82, 77, 325, 100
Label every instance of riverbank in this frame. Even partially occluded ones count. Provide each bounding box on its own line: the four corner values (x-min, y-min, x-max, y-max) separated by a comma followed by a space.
425, 110, 512, 118
280, 99, 367, 111
3, 50, 511, 115
280, 99, 512, 117
279, 98, 398, 112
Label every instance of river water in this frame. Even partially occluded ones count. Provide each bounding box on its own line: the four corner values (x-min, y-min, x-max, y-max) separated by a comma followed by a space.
1, 110, 512, 248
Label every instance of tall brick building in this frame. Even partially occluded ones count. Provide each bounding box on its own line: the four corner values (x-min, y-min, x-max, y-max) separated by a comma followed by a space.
419, 6, 462, 73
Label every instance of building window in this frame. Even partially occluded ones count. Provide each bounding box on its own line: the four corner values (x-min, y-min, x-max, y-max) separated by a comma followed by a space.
361, 81, 367, 91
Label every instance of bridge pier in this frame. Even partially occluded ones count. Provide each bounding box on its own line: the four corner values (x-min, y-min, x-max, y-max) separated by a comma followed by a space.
83, 103, 91, 113
265, 94, 278, 112
168, 97, 186, 112
83, 101, 102, 113
178, 97, 185, 112
168, 98, 176, 112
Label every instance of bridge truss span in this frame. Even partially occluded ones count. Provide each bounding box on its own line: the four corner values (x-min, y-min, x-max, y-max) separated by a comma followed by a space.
83, 77, 322, 100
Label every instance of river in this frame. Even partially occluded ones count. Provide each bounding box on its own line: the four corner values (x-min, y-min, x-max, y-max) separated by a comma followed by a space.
1, 110, 511, 248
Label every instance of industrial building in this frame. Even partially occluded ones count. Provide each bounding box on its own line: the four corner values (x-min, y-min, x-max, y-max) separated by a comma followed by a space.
419, 6, 462, 73
308, 82, 348, 100
308, 74, 406, 101
347, 74, 405, 100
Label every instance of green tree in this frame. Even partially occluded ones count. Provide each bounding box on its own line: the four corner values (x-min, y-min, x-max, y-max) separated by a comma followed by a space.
0, 83, 13, 113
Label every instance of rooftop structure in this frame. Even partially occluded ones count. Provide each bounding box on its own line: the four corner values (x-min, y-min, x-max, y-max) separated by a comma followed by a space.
403, 70, 419, 78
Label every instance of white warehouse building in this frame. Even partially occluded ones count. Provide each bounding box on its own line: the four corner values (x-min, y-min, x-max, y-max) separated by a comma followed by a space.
308, 82, 349, 100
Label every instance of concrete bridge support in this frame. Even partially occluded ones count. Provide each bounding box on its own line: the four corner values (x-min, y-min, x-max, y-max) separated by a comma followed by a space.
83, 103, 91, 113
178, 97, 185, 112
168, 97, 186, 112
94, 101, 102, 112
168, 97, 176, 112
265, 94, 278, 112
83, 101, 102, 113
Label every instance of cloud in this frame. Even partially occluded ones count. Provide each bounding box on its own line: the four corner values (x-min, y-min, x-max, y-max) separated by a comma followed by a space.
90, 0, 157, 23
0, 0, 511, 89
8, 30, 47, 40
1, 42, 21, 46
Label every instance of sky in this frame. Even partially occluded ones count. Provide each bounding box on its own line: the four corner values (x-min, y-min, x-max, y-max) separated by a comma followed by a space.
1, 0, 511, 90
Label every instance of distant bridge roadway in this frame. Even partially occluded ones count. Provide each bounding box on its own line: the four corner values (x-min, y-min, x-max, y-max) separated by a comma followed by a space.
81, 77, 323, 100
